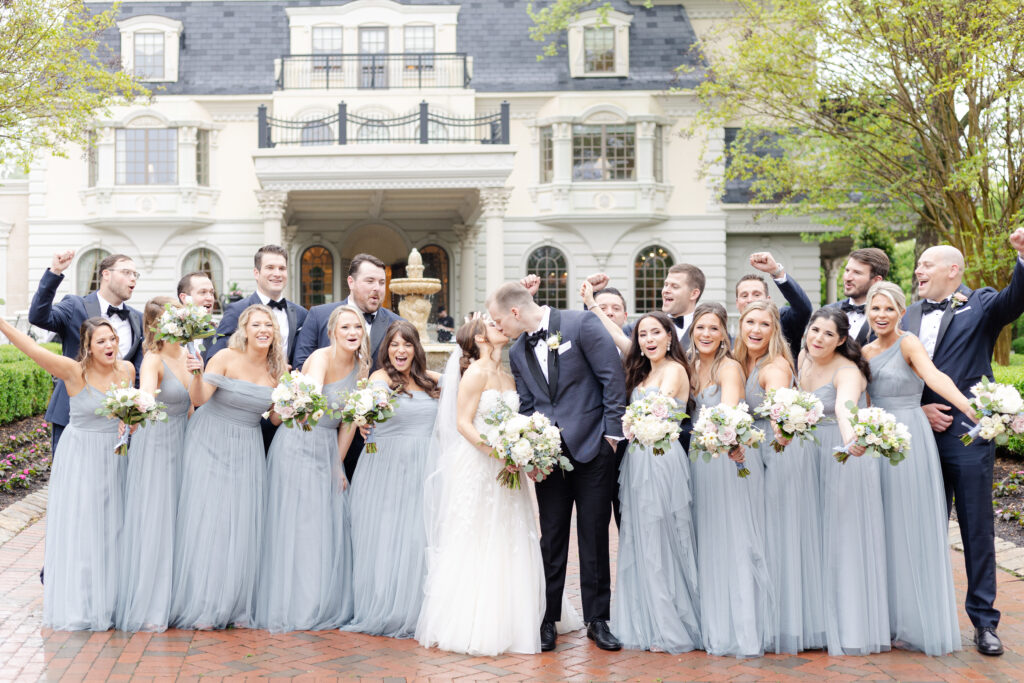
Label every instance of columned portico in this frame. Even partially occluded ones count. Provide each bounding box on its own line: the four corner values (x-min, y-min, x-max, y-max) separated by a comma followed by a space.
256, 189, 288, 245
453, 222, 480, 319
479, 187, 511, 294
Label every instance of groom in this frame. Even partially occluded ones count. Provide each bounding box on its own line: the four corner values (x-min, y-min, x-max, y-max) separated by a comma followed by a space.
488, 282, 626, 652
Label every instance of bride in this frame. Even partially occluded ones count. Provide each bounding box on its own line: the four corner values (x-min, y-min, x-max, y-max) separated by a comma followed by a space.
416, 315, 580, 655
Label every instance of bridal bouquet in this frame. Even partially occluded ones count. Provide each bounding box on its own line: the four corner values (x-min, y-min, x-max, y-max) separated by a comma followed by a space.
690, 403, 765, 478
622, 393, 688, 455
263, 371, 335, 431
149, 298, 217, 373
482, 408, 572, 490
755, 387, 825, 452
835, 402, 910, 465
339, 379, 398, 452
960, 377, 1024, 446
95, 383, 168, 455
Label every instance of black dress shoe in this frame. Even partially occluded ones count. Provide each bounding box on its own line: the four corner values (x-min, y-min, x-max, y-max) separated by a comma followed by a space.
540, 620, 557, 652
975, 627, 1004, 656
587, 620, 622, 651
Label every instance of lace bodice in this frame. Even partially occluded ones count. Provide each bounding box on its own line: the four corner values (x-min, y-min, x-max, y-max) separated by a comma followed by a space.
473, 389, 520, 433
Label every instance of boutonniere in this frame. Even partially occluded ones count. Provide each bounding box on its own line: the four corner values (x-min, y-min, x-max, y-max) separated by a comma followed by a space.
951, 292, 969, 310
546, 332, 562, 350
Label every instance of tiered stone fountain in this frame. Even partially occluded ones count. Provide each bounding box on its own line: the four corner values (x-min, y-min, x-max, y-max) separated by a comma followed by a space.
388, 248, 453, 370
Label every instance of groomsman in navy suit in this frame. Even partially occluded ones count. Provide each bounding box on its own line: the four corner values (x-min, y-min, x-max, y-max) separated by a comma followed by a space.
825, 247, 891, 346
177, 271, 218, 313
902, 230, 1024, 656
205, 244, 307, 451
29, 250, 144, 453
293, 253, 403, 480
737, 252, 813, 362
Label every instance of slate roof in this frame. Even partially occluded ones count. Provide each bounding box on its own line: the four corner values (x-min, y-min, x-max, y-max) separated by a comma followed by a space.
95, 0, 706, 95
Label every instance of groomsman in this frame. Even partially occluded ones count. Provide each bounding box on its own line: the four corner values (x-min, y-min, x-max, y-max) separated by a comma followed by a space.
205, 244, 307, 452
737, 252, 813, 361
825, 247, 890, 345
177, 271, 218, 313
902, 231, 1024, 657
292, 253, 403, 480
29, 250, 144, 452
488, 282, 626, 653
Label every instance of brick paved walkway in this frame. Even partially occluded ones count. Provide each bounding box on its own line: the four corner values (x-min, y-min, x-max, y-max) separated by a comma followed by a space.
1, 518, 1023, 681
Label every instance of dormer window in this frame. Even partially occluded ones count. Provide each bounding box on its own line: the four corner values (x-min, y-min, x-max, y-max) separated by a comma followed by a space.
568, 9, 631, 78
584, 27, 615, 73
117, 15, 184, 83
134, 32, 165, 79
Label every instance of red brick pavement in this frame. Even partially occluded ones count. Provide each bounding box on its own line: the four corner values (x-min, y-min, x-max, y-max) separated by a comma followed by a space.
0, 518, 1022, 682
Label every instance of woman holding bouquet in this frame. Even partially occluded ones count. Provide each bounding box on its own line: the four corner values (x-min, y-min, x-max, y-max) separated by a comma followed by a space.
255, 305, 369, 632
0, 316, 132, 630
611, 311, 700, 653
343, 320, 441, 638
688, 302, 773, 657
733, 301, 826, 653
800, 307, 888, 655
862, 282, 970, 655
116, 297, 192, 632
171, 304, 282, 630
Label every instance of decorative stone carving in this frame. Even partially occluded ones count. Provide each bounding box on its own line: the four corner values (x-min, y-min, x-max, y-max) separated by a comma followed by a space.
478, 187, 511, 218
389, 248, 442, 342
255, 189, 288, 219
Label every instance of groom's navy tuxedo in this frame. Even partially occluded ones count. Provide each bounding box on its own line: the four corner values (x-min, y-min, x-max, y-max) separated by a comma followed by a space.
902, 257, 1024, 630
510, 307, 626, 624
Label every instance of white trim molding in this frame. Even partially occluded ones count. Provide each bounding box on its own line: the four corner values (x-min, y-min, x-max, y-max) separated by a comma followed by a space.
568, 9, 632, 79
117, 15, 184, 83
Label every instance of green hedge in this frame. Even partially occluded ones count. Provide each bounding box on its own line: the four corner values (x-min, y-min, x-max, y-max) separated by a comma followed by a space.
0, 360, 53, 426
0, 343, 60, 364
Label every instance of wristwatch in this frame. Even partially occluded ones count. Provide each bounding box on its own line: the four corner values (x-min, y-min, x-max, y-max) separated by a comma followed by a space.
771, 264, 785, 278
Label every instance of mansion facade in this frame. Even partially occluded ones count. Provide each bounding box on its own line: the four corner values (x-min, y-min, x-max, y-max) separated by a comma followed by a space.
0, 0, 851, 331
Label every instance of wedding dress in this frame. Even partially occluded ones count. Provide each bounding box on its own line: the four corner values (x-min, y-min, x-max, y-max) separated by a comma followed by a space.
416, 352, 582, 655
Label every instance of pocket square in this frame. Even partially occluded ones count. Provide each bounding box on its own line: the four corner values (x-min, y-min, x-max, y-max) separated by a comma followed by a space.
953, 306, 972, 315
558, 341, 572, 354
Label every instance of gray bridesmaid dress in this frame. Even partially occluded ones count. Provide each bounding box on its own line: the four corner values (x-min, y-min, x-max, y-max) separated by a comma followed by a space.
611, 386, 701, 653
170, 373, 272, 630
690, 384, 773, 657
342, 380, 439, 638
812, 370, 890, 656
43, 385, 124, 631
868, 336, 959, 655
255, 369, 358, 632
116, 361, 190, 632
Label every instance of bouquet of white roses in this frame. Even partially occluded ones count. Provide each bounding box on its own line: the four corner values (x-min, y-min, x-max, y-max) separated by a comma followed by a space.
690, 402, 765, 478
755, 387, 825, 452
150, 299, 217, 373
960, 377, 1024, 446
94, 383, 168, 455
835, 402, 911, 465
339, 379, 398, 453
481, 408, 572, 489
263, 371, 336, 431
622, 393, 688, 455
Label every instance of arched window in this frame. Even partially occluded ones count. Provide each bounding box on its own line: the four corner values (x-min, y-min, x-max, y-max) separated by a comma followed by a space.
419, 244, 450, 321
301, 119, 333, 146
527, 246, 568, 309
301, 246, 334, 309
76, 248, 111, 295
182, 247, 224, 313
634, 244, 674, 314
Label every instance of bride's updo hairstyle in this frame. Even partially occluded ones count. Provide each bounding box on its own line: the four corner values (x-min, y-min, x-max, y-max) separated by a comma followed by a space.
456, 315, 487, 376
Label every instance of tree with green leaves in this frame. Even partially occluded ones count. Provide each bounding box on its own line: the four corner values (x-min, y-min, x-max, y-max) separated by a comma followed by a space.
0, 0, 147, 174
530, 0, 1024, 361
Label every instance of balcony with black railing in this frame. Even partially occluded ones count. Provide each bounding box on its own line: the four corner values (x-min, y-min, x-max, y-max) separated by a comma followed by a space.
275, 53, 471, 90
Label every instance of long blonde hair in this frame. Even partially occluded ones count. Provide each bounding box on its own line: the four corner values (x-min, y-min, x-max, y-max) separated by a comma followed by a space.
328, 304, 371, 378
688, 302, 734, 392
228, 304, 286, 380
733, 301, 794, 376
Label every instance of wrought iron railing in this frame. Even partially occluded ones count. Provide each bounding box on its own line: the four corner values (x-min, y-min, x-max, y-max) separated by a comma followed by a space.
257, 101, 510, 148
276, 53, 471, 90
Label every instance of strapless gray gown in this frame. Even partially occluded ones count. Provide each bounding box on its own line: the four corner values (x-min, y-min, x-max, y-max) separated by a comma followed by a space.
170, 373, 272, 630
868, 337, 959, 655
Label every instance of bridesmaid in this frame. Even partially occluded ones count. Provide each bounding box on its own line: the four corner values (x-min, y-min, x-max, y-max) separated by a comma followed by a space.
116, 297, 192, 632
170, 304, 282, 630
343, 320, 441, 638
612, 311, 700, 653
733, 301, 826, 653
255, 304, 369, 632
688, 302, 773, 657
0, 316, 131, 630
800, 307, 889, 656
862, 281, 967, 655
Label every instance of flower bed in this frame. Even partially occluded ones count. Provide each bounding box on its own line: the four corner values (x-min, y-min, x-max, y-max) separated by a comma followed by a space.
0, 417, 51, 510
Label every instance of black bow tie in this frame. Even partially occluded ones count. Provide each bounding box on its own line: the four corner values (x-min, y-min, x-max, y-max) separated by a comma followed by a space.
363, 312, 376, 326
525, 329, 547, 348
266, 298, 287, 311
840, 301, 865, 315
671, 316, 687, 330
922, 299, 949, 314
106, 305, 129, 320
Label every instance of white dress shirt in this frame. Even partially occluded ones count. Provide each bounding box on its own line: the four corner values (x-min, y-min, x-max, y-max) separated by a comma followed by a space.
919, 298, 948, 359
528, 306, 552, 380
96, 292, 132, 359
674, 312, 694, 341
843, 299, 868, 341
256, 291, 290, 347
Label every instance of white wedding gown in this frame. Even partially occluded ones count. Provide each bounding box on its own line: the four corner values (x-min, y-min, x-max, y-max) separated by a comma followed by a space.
416, 389, 582, 655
